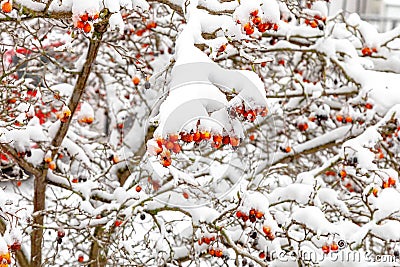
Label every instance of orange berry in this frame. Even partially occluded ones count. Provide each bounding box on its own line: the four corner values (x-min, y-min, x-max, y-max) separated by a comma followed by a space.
2, 1, 12, 13
49, 161, 56, 170
388, 177, 396, 186
345, 116, 352, 123
208, 248, 215, 256
322, 245, 330, 254
250, 9, 258, 17
192, 131, 201, 142
285, 146, 291, 153
83, 22, 91, 33
310, 20, 318, 28
243, 22, 254, 35
362, 47, 372, 56
132, 76, 140, 86
200, 131, 211, 140
255, 211, 263, 219
262, 226, 271, 235
80, 13, 89, 22
16, 181, 22, 187
339, 169, 347, 179
165, 141, 174, 150
365, 103, 373, 109
183, 192, 189, 199
169, 134, 179, 142
382, 181, 390, 189
72, 178, 78, 183
213, 135, 222, 143
252, 16, 262, 25
372, 187, 378, 197
330, 242, 338, 251
230, 137, 239, 147
112, 155, 119, 164
161, 158, 171, 167
259, 251, 265, 259
114, 220, 123, 227
171, 143, 181, 154
336, 114, 343, 122
136, 185, 142, 192
215, 249, 223, 257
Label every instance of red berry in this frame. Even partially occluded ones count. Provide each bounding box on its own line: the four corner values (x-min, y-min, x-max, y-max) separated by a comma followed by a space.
2, 1, 12, 13
322, 245, 330, 254
250, 10, 258, 17
80, 13, 89, 22
83, 22, 91, 33
78, 255, 84, 262
330, 242, 338, 251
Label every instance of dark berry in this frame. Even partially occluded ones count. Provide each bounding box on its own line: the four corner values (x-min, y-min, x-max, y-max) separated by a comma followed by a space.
144, 81, 151, 89
250, 231, 257, 239
140, 214, 146, 220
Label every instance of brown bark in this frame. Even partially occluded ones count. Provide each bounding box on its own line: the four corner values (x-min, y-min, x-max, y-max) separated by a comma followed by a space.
30, 10, 111, 267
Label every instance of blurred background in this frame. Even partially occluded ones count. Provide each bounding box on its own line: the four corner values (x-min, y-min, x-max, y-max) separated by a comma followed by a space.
329, 0, 400, 31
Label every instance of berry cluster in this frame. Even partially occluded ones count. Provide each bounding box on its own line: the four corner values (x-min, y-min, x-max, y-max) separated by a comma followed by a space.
208, 247, 225, 258
151, 130, 243, 167
75, 12, 99, 33
361, 47, 377, 56
198, 235, 216, 245
262, 225, 275, 241
322, 242, 339, 254
304, 15, 326, 29
56, 106, 71, 123
241, 10, 278, 36
236, 208, 264, 223
232, 104, 268, 122
382, 177, 396, 189
335, 114, 353, 124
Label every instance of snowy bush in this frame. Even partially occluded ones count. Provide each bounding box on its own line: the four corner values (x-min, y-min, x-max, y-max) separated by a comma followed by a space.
1, 0, 400, 266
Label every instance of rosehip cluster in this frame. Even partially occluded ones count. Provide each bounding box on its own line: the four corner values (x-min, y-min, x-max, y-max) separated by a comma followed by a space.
382, 177, 396, 189
241, 9, 278, 36
198, 235, 216, 245
322, 242, 339, 254
75, 12, 99, 33
236, 208, 264, 223
232, 104, 268, 122
208, 247, 225, 258
262, 226, 275, 241
361, 47, 377, 56
152, 130, 243, 167
304, 15, 326, 29
335, 114, 353, 124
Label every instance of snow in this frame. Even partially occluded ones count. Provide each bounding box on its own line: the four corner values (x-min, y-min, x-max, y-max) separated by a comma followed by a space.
374, 188, 400, 221
292, 206, 340, 235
